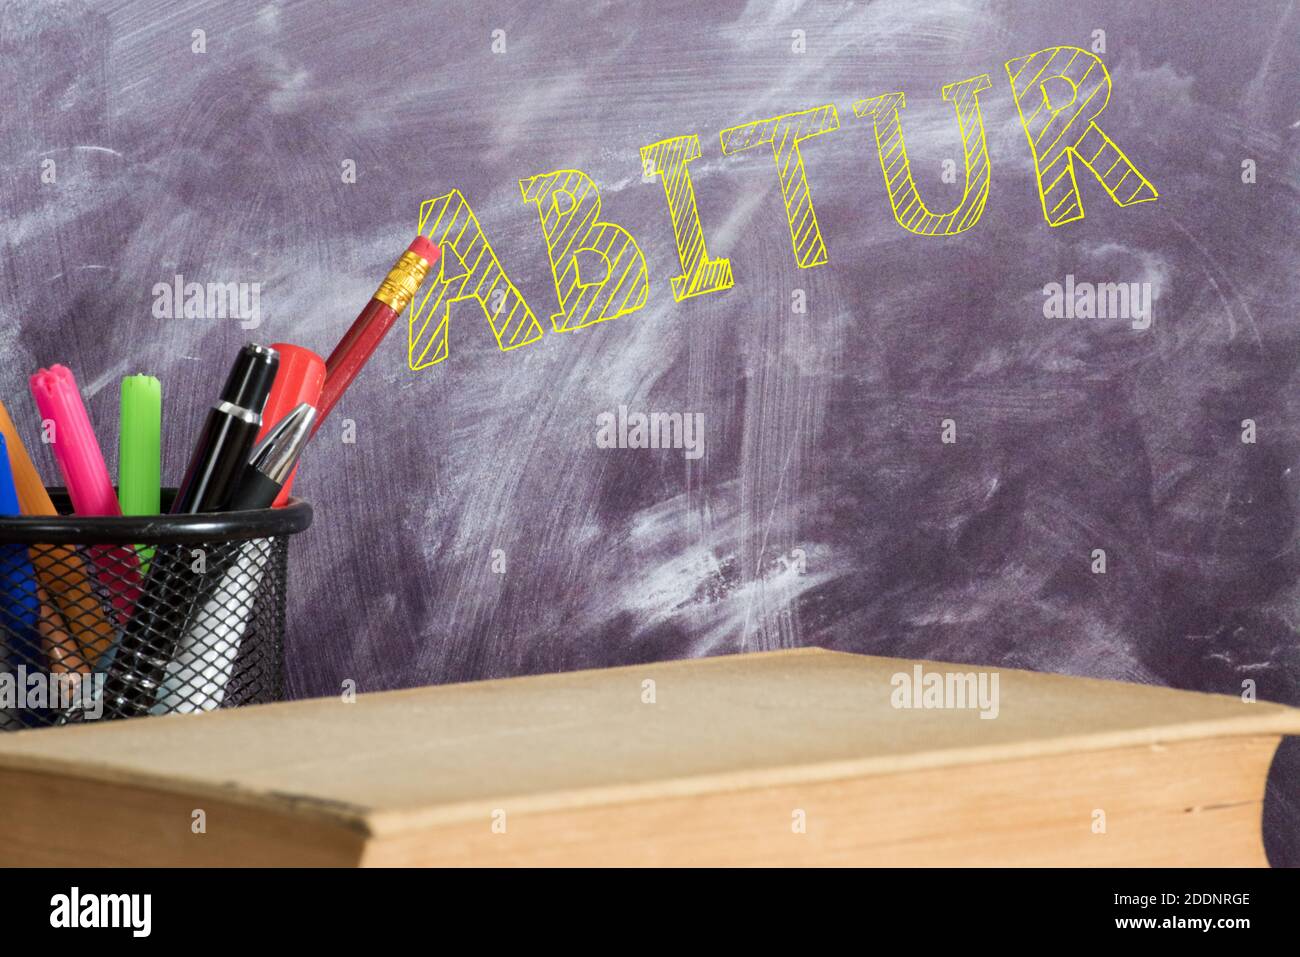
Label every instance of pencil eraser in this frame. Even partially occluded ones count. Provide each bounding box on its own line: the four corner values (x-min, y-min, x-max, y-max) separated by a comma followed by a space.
407, 235, 439, 265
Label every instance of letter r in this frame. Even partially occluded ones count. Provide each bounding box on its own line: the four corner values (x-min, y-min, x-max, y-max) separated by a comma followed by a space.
1005, 46, 1157, 226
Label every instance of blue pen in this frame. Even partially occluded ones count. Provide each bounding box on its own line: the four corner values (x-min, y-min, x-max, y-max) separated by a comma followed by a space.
0, 433, 43, 726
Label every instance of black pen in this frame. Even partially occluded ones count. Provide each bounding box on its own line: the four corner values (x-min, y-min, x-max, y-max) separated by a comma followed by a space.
227, 403, 316, 511
172, 343, 281, 513
97, 343, 280, 719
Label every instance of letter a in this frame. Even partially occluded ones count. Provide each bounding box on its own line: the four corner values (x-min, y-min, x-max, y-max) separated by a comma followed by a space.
409, 190, 546, 370
1005, 46, 1157, 226
854, 74, 992, 235
719, 105, 839, 268
518, 169, 649, 332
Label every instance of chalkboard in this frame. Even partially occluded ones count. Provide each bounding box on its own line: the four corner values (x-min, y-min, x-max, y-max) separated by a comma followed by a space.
2, 0, 1297, 863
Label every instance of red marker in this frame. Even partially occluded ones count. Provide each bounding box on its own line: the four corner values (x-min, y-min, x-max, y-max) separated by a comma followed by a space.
316, 236, 439, 432
258, 343, 325, 506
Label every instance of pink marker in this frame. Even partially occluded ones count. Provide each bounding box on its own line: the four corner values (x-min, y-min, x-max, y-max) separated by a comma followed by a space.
30, 365, 141, 621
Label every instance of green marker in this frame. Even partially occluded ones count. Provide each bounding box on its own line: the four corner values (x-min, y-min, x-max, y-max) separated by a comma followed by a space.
119, 375, 161, 571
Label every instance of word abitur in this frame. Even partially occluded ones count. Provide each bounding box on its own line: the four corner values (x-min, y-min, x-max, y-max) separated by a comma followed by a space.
409, 44, 1158, 372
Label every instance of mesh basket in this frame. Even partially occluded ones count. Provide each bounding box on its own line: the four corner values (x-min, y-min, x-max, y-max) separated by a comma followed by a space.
0, 489, 311, 729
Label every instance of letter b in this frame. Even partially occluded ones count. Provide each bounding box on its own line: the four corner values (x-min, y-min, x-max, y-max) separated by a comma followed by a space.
519, 169, 649, 332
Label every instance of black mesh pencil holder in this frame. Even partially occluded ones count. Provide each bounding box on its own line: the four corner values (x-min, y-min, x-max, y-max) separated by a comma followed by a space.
0, 489, 312, 730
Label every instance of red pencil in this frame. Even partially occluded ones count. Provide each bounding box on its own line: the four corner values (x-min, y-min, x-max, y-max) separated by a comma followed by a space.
315, 236, 439, 432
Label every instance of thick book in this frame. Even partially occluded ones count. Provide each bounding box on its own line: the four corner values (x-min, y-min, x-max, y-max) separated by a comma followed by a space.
0, 649, 1295, 866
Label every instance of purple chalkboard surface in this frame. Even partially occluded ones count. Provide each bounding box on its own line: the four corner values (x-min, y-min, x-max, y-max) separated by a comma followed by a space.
1, 0, 1297, 864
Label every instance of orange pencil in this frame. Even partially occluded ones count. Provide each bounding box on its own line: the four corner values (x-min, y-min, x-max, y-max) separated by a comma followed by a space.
0, 399, 114, 668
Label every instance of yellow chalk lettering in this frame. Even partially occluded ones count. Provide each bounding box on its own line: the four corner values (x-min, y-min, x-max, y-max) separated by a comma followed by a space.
518, 169, 649, 332
409, 190, 546, 370
854, 74, 992, 236
718, 104, 839, 268
640, 135, 733, 301
1005, 46, 1157, 226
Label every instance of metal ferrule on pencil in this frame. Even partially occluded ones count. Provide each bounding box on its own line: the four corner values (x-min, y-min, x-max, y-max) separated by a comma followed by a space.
373, 247, 437, 314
